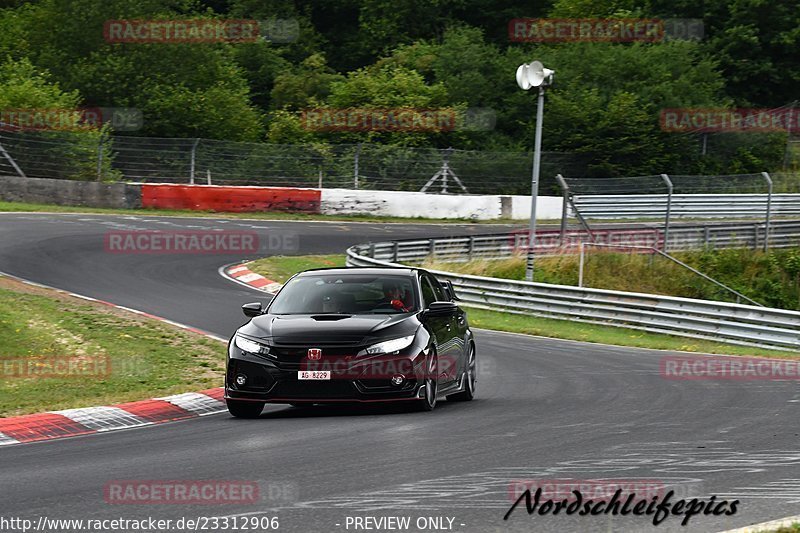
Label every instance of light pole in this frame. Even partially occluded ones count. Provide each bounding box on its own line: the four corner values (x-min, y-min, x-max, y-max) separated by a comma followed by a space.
516, 61, 554, 282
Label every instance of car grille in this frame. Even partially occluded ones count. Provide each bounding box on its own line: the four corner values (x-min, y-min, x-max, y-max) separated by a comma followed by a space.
264, 343, 365, 370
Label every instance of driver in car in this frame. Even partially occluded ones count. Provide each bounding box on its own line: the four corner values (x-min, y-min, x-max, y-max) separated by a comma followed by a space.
381, 280, 413, 312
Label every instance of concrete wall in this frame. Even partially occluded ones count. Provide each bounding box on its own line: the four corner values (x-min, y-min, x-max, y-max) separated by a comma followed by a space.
506, 194, 563, 220
0, 175, 140, 209
0, 176, 563, 220
141, 184, 320, 213
320, 188, 500, 220
320, 188, 563, 220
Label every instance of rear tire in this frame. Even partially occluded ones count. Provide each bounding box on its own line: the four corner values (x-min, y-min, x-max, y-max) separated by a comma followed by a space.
447, 344, 475, 402
226, 399, 264, 418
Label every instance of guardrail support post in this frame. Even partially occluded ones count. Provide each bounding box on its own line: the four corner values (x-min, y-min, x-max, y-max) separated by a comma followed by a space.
762, 171, 773, 251
429, 239, 436, 259
368, 243, 376, 258
660, 174, 673, 252
467, 236, 474, 260
392, 242, 399, 262
189, 138, 200, 185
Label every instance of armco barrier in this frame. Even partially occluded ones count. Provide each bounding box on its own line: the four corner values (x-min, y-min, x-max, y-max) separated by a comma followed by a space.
140, 184, 321, 213
346, 235, 800, 350
572, 194, 800, 219
355, 221, 800, 266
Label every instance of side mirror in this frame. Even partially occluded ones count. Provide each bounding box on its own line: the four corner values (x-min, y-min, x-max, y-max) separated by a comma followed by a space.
443, 280, 459, 301
425, 301, 458, 317
242, 302, 263, 318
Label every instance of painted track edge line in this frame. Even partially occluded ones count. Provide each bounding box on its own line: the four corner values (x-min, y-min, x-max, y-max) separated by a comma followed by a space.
220, 262, 283, 295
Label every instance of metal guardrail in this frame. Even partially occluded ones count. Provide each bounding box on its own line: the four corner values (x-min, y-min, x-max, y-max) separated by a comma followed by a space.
572, 193, 800, 219
351, 221, 800, 266
345, 229, 800, 350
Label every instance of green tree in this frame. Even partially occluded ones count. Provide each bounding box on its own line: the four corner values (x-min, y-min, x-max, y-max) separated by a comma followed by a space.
0, 0, 264, 140
0, 57, 80, 109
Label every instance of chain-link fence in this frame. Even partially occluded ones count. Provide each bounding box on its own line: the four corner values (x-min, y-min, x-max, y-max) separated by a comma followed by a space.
0, 129, 590, 195
1, 128, 797, 196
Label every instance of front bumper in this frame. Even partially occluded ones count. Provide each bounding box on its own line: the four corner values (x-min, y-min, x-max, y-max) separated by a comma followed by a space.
226, 345, 428, 403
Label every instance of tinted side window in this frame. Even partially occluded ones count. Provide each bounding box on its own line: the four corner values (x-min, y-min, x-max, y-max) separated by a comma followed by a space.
428, 276, 448, 301
420, 277, 436, 307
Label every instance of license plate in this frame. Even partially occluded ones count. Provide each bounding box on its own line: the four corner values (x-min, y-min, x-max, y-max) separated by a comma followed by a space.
298, 370, 330, 380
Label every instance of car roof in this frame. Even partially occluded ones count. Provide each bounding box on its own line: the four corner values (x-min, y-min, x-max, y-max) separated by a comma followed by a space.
295, 267, 423, 277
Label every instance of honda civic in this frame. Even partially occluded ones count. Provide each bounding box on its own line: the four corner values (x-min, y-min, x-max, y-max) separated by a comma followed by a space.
225, 267, 476, 417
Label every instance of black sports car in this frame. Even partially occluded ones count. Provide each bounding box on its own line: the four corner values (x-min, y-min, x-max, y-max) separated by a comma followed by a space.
225, 267, 476, 417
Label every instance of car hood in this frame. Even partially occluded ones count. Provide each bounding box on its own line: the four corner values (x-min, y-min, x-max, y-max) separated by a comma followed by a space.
238, 313, 418, 344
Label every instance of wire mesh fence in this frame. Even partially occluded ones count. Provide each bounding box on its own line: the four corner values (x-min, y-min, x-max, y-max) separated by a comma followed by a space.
0, 129, 590, 195
1, 128, 797, 196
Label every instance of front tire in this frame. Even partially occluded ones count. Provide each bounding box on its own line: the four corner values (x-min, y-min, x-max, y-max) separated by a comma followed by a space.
415, 353, 438, 411
447, 343, 475, 402
226, 399, 264, 418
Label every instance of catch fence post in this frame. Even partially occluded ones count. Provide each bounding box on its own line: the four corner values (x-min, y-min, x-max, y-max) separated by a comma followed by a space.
660, 174, 673, 252
762, 171, 773, 251
189, 138, 200, 185
96, 133, 105, 181
555, 174, 569, 246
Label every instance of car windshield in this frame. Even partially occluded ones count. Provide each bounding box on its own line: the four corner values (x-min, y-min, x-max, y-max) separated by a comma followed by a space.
268, 274, 418, 315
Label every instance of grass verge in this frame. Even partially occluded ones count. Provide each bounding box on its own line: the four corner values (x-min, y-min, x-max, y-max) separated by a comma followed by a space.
247, 254, 799, 358
0, 200, 526, 225
0, 276, 225, 417
247, 254, 346, 283
422, 247, 800, 311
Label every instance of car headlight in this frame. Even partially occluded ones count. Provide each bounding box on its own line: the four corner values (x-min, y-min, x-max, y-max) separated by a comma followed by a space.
234, 334, 268, 355
357, 334, 416, 356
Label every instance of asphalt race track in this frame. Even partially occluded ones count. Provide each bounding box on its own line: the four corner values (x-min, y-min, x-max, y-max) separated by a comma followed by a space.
1, 212, 799, 533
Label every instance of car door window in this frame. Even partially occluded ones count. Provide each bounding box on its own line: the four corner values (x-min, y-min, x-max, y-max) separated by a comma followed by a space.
420, 277, 436, 307
429, 277, 448, 302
